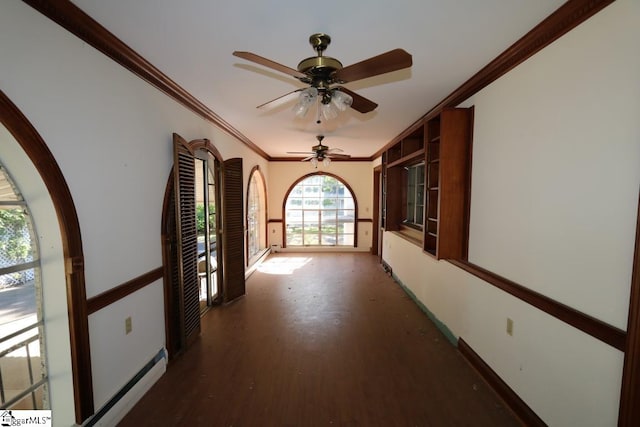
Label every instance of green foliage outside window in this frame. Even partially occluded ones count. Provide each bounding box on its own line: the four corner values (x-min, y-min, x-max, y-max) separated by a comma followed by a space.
0, 208, 30, 263
196, 204, 215, 233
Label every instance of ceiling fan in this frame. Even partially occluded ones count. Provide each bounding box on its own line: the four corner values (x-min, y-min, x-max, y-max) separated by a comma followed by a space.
287, 135, 350, 167
233, 33, 412, 118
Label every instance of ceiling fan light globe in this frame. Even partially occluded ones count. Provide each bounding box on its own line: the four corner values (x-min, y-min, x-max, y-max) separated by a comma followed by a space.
323, 157, 331, 167
293, 87, 318, 117
331, 89, 353, 111
321, 102, 339, 121
310, 157, 319, 168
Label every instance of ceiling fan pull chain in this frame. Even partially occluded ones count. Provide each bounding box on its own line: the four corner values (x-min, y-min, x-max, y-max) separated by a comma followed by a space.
316, 98, 322, 124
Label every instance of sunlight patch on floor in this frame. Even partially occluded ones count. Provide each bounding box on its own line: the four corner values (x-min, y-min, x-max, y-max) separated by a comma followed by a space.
257, 256, 312, 275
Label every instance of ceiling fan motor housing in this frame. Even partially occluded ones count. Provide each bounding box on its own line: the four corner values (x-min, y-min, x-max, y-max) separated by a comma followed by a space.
297, 33, 343, 90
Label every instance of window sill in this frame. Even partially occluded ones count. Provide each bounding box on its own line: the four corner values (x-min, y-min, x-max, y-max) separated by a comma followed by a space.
392, 226, 423, 248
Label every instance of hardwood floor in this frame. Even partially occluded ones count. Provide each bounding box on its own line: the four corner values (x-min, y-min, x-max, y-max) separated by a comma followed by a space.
119, 253, 521, 426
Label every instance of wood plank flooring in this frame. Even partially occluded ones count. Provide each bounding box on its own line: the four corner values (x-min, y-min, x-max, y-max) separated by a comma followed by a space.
119, 253, 521, 426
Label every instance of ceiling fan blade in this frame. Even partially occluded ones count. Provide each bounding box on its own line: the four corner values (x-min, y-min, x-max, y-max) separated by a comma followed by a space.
333, 49, 412, 83
257, 89, 303, 108
287, 151, 315, 155
301, 155, 316, 161
233, 51, 308, 79
326, 148, 344, 153
335, 87, 378, 113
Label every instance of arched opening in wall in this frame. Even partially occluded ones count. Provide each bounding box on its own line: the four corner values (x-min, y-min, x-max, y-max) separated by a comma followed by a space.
162, 135, 245, 361
283, 173, 357, 248
246, 166, 267, 266
0, 159, 48, 410
1, 92, 90, 424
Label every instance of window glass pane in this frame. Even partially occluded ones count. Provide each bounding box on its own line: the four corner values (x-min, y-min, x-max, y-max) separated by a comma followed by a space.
247, 173, 260, 260
321, 198, 337, 210
286, 198, 303, 207
0, 163, 48, 409
338, 210, 355, 221
303, 233, 319, 245
285, 175, 356, 247
405, 163, 425, 226
321, 234, 336, 245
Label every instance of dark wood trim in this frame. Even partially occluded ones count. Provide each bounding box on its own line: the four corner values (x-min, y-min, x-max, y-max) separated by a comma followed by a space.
458, 338, 546, 426
386, 149, 425, 169
87, 267, 163, 314
269, 157, 371, 162
281, 172, 359, 249
373, 0, 616, 160
371, 166, 381, 256
160, 169, 179, 361
461, 106, 474, 261
268, 219, 283, 223
357, 218, 373, 223
378, 119, 427, 158
449, 259, 626, 351
1, 90, 94, 423
222, 157, 246, 303
190, 138, 223, 161
619, 191, 640, 426
22, 0, 269, 160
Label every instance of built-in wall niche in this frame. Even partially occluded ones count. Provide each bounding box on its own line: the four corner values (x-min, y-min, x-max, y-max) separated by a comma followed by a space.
382, 107, 472, 259
385, 125, 425, 167
383, 121, 426, 241
423, 108, 472, 259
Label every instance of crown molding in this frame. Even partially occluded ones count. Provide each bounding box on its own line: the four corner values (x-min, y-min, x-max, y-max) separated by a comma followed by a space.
373, 0, 615, 160
22, 0, 270, 160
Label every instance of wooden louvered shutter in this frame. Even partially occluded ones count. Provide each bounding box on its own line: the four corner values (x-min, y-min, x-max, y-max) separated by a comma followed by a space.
173, 133, 201, 345
222, 158, 246, 303
166, 184, 182, 357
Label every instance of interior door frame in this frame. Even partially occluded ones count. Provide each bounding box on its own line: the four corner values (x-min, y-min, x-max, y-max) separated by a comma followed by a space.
162, 136, 225, 361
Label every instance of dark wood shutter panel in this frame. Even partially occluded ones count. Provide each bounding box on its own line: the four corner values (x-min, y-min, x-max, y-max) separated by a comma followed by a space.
167, 185, 182, 357
173, 134, 200, 343
222, 158, 246, 302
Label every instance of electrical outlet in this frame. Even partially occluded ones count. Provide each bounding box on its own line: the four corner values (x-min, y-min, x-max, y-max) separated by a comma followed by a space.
506, 318, 514, 336
125, 316, 132, 335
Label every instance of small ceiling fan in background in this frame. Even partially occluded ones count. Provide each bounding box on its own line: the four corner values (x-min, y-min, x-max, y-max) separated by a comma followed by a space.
287, 135, 350, 167
233, 33, 412, 121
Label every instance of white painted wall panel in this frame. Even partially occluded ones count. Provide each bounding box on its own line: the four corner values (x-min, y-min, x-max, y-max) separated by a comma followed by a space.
1, 0, 268, 419
467, 0, 640, 329
382, 1, 639, 425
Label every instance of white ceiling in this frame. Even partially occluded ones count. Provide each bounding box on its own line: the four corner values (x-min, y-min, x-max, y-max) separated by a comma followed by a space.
71, 0, 566, 159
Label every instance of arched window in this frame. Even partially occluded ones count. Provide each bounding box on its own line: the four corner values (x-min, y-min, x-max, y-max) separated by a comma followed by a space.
0, 161, 48, 410
246, 167, 266, 265
285, 173, 356, 247
3, 94, 81, 423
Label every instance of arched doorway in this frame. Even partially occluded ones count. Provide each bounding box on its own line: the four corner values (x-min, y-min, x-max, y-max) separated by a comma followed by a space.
162, 134, 245, 360
246, 166, 267, 266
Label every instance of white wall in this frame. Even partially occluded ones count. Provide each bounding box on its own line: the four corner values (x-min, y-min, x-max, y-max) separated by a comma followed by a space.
1, 1, 268, 423
382, 1, 640, 425
268, 161, 374, 251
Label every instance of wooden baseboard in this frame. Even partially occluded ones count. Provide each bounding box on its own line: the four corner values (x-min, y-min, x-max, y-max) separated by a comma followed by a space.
458, 338, 546, 427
